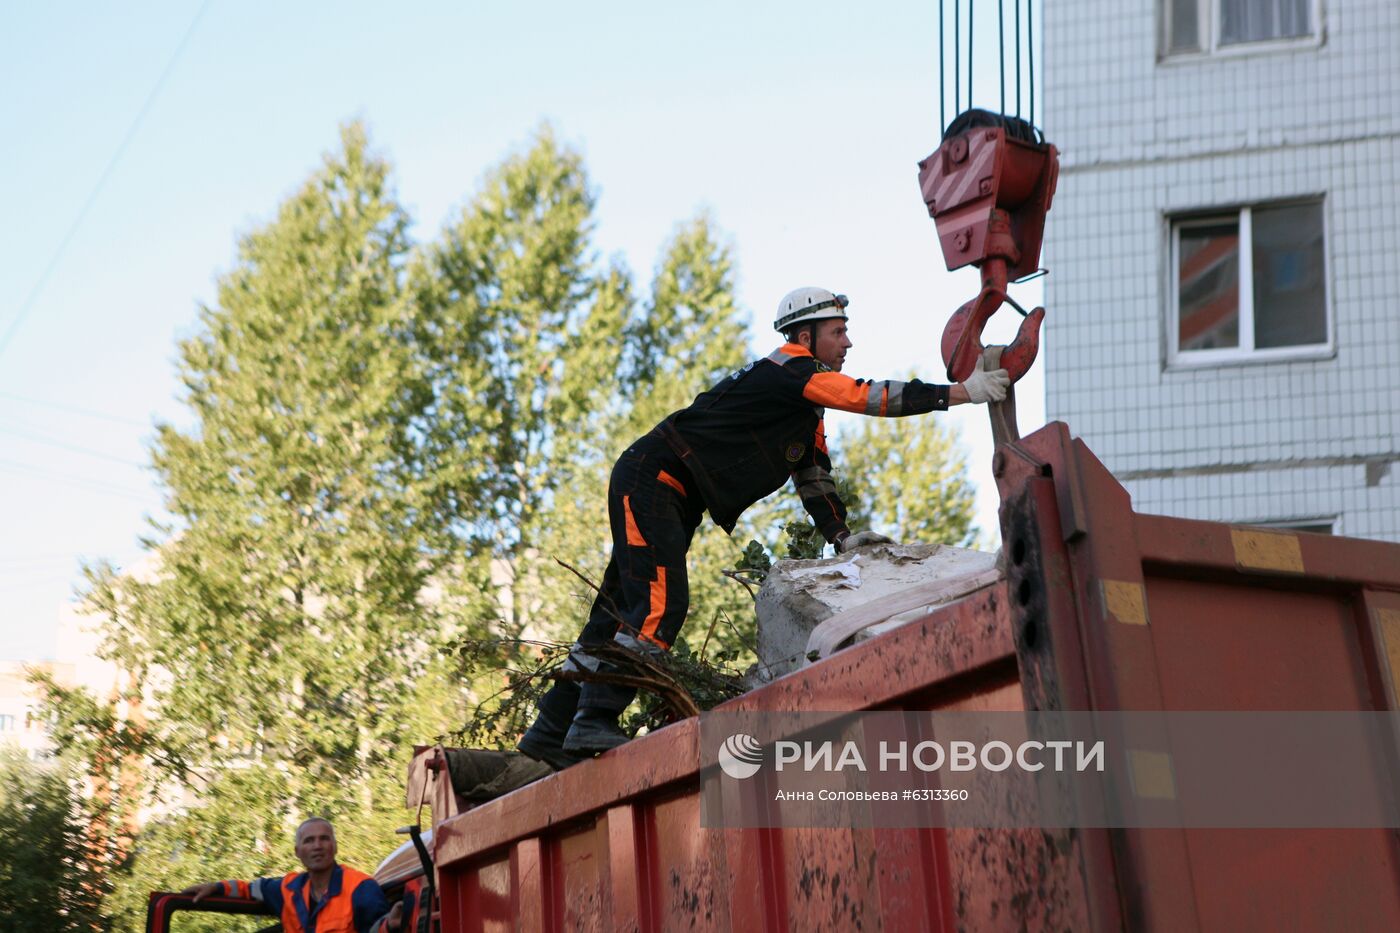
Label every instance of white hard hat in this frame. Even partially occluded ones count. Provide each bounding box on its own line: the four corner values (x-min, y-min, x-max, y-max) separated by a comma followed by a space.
774, 286, 849, 333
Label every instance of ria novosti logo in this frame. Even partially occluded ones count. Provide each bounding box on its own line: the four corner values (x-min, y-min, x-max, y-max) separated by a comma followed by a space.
717, 733, 764, 779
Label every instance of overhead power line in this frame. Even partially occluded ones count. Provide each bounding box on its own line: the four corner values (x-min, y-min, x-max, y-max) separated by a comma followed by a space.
0, 458, 152, 502
0, 390, 150, 428
0, 0, 213, 362
0, 423, 146, 468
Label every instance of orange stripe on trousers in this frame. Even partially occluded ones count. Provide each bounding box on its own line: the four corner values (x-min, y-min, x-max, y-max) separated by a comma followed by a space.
640, 566, 670, 649
657, 469, 687, 496
623, 495, 647, 546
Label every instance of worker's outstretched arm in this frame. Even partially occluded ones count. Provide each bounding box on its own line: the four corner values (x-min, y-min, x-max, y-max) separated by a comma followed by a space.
801, 370, 948, 416
801, 361, 1008, 415
180, 877, 282, 908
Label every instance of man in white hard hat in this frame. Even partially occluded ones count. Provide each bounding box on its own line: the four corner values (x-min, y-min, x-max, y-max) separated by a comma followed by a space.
518, 287, 1010, 767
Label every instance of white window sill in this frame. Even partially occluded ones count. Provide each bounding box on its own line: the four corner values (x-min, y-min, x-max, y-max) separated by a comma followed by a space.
1165, 343, 1335, 371
1157, 31, 1324, 65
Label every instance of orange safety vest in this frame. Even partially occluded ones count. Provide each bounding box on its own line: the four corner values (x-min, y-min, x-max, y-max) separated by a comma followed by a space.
223, 864, 388, 933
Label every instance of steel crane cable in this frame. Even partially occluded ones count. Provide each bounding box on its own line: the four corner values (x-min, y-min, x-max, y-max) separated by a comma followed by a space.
939, 1, 1037, 135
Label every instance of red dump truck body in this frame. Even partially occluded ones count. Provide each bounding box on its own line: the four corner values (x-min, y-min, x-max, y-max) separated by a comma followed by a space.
418, 423, 1400, 931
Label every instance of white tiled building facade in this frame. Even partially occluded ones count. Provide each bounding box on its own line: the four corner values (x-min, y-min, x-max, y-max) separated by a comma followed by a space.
1041, 0, 1400, 539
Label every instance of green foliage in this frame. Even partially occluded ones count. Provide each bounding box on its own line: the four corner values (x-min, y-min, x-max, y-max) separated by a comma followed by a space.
413, 126, 632, 707
735, 540, 772, 576
782, 520, 826, 559
41, 123, 476, 932
835, 390, 979, 548
0, 749, 107, 933
36, 119, 979, 932
128, 120, 458, 793
448, 637, 566, 752
619, 635, 749, 736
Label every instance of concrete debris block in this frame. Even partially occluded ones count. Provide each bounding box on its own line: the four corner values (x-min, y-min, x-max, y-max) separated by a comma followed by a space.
752, 542, 1001, 683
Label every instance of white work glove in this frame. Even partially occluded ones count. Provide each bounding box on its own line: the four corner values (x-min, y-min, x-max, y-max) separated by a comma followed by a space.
837, 530, 895, 553
960, 357, 1011, 404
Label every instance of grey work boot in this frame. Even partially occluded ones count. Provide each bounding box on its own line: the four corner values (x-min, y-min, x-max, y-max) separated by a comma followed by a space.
563, 709, 630, 753
517, 724, 591, 771
518, 683, 591, 771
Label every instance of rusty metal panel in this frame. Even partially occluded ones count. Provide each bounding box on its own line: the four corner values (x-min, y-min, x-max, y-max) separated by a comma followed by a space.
554, 825, 606, 931
995, 422, 1400, 931
646, 792, 730, 928
1146, 578, 1371, 710
427, 424, 1400, 932
434, 857, 497, 933
1129, 530, 1400, 931
603, 805, 647, 931
869, 826, 954, 931
780, 826, 880, 929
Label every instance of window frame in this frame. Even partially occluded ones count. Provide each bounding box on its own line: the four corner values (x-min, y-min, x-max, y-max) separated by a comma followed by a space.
1247, 517, 1337, 535
1160, 0, 1323, 60
1166, 198, 1333, 370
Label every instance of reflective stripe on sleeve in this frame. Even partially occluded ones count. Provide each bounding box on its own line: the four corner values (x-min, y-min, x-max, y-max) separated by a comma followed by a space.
885, 381, 906, 415
222, 880, 255, 900
864, 383, 886, 416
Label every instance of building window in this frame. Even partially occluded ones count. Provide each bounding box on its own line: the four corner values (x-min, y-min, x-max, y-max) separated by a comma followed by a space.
1251, 519, 1336, 534
1163, 0, 1317, 56
0, 713, 15, 732
1169, 201, 1329, 366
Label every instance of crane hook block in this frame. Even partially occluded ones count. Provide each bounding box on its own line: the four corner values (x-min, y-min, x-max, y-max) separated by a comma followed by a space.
917, 110, 1059, 383
940, 296, 1045, 384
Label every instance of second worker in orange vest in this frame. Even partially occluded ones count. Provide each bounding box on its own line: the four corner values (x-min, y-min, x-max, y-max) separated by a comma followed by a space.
181, 817, 399, 933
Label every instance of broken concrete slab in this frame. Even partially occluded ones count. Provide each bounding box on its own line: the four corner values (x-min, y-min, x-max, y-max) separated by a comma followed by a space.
752, 542, 1001, 683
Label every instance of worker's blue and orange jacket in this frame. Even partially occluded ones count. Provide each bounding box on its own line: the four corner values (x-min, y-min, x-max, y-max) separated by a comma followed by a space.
654, 342, 951, 542
217, 864, 392, 933
400, 877, 430, 933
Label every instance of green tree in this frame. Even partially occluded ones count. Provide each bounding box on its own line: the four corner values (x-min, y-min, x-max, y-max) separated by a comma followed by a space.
128, 121, 455, 789
834, 395, 979, 547
421, 145, 763, 738
41, 123, 471, 931
414, 126, 630, 636
412, 128, 635, 743
0, 748, 107, 933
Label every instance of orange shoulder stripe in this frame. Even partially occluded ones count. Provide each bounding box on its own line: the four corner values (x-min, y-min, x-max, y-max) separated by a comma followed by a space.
803, 371, 874, 414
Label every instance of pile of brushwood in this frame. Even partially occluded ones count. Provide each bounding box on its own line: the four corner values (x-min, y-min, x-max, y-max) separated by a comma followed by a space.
453, 634, 750, 749
452, 525, 822, 749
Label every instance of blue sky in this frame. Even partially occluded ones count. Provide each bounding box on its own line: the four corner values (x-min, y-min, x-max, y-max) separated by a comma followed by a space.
0, 0, 1045, 661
